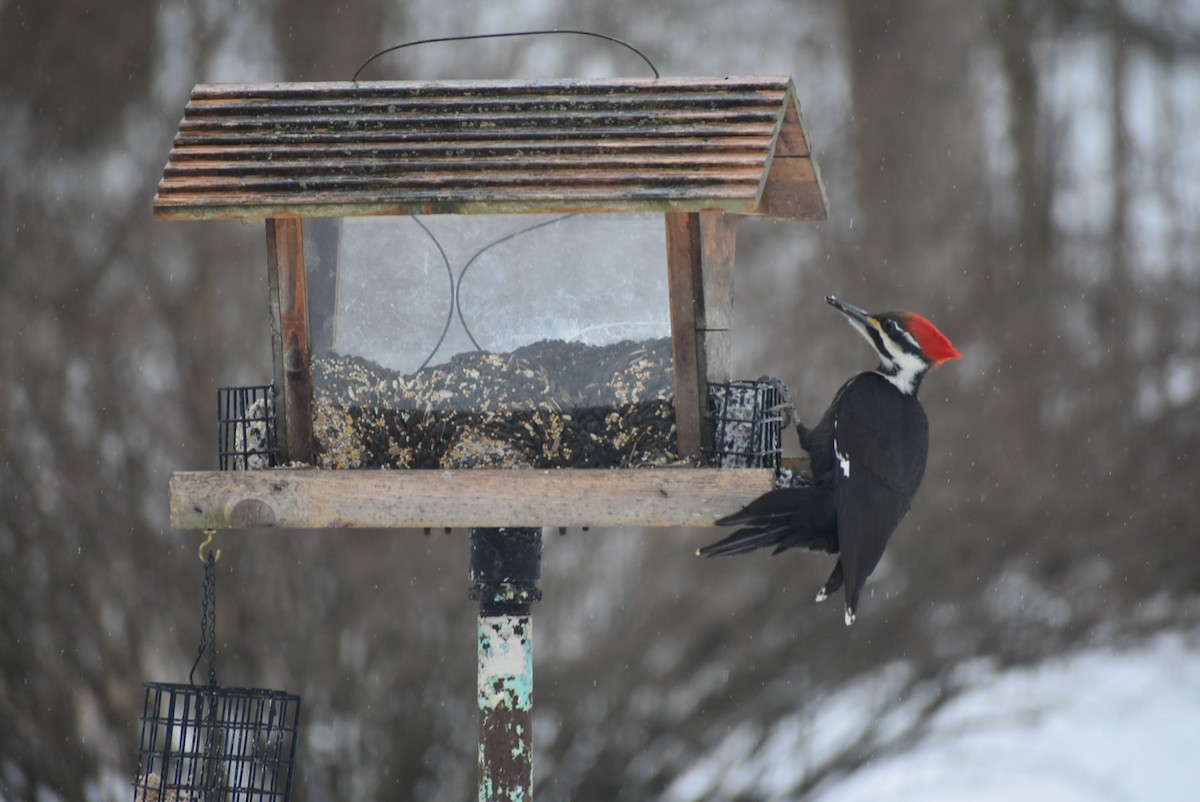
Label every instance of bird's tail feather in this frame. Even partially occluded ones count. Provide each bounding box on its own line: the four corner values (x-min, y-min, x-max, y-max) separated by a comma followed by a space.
696, 523, 793, 557
700, 485, 836, 557
714, 487, 811, 528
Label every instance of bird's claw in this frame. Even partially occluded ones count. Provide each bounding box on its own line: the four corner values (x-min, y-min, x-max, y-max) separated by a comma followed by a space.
759, 375, 802, 431
766, 401, 801, 430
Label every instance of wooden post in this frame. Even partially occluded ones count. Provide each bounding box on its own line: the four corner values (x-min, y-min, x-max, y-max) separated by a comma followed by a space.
665, 213, 706, 460
266, 218, 315, 464
666, 212, 739, 461
698, 212, 737, 385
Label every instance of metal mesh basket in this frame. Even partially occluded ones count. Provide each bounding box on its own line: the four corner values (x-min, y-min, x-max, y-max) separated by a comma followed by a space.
133, 682, 301, 802
218, 386, 278, 470
705, 379, 784, 468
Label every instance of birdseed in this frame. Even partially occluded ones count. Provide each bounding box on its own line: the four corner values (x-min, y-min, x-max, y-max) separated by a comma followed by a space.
311, 337, 682, 469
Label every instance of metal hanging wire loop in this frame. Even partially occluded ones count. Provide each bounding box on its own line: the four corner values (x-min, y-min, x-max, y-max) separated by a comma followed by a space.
454, 214, 576, 352
351, 29, 660, 82
408, 216, 457, 372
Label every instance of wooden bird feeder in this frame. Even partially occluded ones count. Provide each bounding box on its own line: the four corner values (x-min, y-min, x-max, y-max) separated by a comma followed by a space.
155, 73, 827, 800
159, 75, 827, 530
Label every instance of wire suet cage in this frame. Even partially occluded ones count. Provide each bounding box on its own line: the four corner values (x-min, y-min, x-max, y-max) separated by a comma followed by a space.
705, 379, 785, 469
133, 683, 301, 802
133, 549, 301, 802
218, 386, 278, 470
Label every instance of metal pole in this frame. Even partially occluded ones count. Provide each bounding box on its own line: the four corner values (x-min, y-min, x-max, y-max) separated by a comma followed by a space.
469, 527, 542, 802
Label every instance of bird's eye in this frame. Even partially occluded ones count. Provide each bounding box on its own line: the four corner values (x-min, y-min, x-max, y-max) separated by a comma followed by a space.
885, 320, 918, 350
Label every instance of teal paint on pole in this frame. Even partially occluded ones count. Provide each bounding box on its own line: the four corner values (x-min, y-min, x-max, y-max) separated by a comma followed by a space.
470, 528, 542, 802
479, 615, 534, 710
477, 613, 534, 801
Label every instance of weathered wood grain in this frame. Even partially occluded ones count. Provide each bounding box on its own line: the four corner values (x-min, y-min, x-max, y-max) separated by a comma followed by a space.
169, 468, 777, 529
266, 218, 314, 464
665, 213, 706, 460
153, 76, 827, 221
758, 156, 827, 221
699, 211, 737, 385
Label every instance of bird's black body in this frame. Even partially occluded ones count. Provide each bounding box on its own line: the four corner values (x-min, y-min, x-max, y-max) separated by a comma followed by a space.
699, 296, 960, 625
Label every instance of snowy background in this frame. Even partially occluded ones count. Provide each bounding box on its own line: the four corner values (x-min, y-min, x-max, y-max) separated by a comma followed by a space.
3, 0, 1200, 800
819, 633, 1200, 801
668, 631, 1200, 801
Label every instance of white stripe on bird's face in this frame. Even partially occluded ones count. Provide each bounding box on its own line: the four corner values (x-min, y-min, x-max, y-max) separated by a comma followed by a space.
878, 348, 927, 395
854, 316, 928, 396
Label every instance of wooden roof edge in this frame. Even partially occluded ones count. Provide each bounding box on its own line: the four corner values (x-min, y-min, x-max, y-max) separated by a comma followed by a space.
151, 195, 766, 222
752, 86, 829, 221
186, 75, 796, 97
151, 179, 828, 221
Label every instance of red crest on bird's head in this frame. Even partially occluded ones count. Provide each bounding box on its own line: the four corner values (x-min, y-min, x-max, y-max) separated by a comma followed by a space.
906, 314, 962, 365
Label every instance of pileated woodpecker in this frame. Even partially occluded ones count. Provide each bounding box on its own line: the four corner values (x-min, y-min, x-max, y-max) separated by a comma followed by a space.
699, 295, 962, 625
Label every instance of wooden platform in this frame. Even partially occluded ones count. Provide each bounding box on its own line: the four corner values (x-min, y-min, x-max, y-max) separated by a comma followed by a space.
169, 467, 777, 530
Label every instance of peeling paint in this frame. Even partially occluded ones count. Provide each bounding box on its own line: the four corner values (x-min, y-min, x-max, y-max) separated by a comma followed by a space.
478, 613, 534, 801
478, 615, 533, 710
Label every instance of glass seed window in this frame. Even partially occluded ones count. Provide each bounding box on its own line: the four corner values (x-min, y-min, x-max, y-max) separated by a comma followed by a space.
304, 213, 677, 469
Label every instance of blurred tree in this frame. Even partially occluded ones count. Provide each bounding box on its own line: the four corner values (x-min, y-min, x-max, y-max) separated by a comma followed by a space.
2, 0, 1199, 800
0, 0, 156, 148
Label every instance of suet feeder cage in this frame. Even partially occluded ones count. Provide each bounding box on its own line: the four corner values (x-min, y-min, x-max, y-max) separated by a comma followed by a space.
217, 385, 278, 470
133, 546, 301, 802
134, 682, 301, 802
160, 76, 827, 528
706, 378, 786, 469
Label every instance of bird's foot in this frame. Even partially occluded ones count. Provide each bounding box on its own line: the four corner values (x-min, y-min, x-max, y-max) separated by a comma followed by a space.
766, 400, 801, 430
774, 465, 794, 488
759, 375, 801, 431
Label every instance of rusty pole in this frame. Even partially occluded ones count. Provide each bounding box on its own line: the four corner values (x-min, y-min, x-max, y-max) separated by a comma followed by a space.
469, 527, 542, 802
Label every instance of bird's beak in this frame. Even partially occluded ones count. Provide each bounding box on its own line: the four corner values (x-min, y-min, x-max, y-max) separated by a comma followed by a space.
826, 295, 877, 330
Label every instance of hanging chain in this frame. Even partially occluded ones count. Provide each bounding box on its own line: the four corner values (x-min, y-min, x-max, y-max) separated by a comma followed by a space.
189, 548, 219, 687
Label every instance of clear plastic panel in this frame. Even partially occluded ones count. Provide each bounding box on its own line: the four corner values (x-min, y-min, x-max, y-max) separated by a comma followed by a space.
306, 214, 679, 469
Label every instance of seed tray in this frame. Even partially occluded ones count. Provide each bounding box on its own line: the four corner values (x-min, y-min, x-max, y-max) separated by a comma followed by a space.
312, 337, 680, 469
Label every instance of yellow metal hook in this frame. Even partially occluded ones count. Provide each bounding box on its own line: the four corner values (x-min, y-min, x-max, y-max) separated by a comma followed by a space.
198, 529, 222, 563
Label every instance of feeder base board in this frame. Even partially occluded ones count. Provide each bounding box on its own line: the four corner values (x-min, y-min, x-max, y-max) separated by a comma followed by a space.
169, 467, 779, 530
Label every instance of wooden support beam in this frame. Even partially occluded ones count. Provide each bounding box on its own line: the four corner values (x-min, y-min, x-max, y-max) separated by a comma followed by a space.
665, 213, 707, 460
266, 218, 315, 464
169, 468, 776, 530
666, 211, 741, 461
698, 211, 737, 385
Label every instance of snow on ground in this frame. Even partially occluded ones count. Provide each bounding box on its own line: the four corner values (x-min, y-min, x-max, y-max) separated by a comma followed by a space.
812, 631, 1200, 802
668, 631, 1200, 801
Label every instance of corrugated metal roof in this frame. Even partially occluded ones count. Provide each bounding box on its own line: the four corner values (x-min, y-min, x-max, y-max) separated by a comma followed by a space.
153, 76, 826, 220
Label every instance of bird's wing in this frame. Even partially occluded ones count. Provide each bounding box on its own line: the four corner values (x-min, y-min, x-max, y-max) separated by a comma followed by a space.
833, 374, 928, 620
